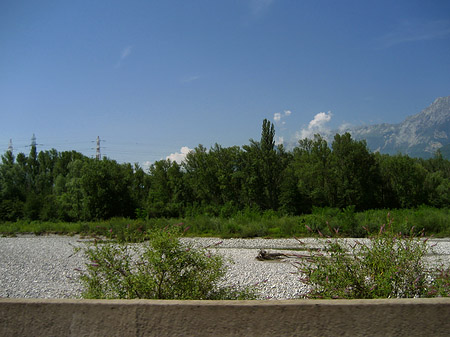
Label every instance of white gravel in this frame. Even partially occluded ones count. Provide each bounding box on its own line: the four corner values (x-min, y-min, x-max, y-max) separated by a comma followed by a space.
1, 235, 449, 300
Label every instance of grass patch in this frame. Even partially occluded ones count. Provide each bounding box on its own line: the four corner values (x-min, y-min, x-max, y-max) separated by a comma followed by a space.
1, 207, 449, 239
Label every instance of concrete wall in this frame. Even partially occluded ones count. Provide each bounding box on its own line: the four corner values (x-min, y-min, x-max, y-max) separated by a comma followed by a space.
1, 298, 449, 336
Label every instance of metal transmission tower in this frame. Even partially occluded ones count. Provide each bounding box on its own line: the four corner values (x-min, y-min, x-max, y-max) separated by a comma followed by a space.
96, 136, 102, 160
91, 136, 105, 160
28, 133, 42, 151
7, 139, 13, 154
27, 133, 42, 154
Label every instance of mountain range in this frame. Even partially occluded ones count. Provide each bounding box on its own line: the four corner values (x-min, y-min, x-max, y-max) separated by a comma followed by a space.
341, 95, 450, 159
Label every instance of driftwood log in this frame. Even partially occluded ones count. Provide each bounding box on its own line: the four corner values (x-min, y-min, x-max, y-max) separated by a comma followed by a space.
256, 249, 287, 261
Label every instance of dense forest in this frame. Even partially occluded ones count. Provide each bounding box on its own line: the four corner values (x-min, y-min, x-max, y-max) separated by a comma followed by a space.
1, 119, 449, 222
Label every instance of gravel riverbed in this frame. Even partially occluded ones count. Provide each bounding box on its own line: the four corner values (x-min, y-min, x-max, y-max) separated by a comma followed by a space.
1, 235, 449, 300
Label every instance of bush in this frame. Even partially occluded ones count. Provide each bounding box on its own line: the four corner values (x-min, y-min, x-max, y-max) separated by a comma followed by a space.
296, 215, 450, 299
77, 225, 255, 300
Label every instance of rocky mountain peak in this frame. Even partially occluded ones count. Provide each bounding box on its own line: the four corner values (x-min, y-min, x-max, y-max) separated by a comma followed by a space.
405, 96, 450, 126
349, 95, 450, 158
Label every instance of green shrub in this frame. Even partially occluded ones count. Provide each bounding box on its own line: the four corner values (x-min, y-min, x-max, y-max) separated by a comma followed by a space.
296, 215, 450, 299
77, 225, 256, 300
2, 207, 449, 238
277, 217, 302, 237
410, 206, 449, 235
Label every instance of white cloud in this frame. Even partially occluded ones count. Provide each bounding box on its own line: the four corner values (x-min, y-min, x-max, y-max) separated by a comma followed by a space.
273, 109, 292, 126
338, 122, 353, 133
297, 111, 333, 140
166, 146, 192, 164
142, 161, 153, 172
309, 111, 332, 128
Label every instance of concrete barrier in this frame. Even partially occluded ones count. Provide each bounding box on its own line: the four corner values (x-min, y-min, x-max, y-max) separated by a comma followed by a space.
1, 298, 449, 336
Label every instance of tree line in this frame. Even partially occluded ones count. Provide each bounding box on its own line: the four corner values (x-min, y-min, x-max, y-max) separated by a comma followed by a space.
1, 119, 449, 222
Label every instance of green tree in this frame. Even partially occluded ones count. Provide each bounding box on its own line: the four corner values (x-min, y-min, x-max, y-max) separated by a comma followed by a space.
259, 119, 281, 210
292, 135, 333, 211
53, 150, 86, 177
421, 151, 450, 207
55, 158, 86, 221
183, 145, 221, 213
378, 154, 427, 208
208, 144, 244, 211
330, 133, 380, 210
27, 139, 39, 189
36, 149, 58, 193
131, 163, 150, 216
17, 139, 45, 220
421, 150, 450, 179
80, 158, 136, 220
35, 149, 60, 220
241, 119, 284, 211
147, 159, 185, 217
424, 171, 450, 208
0, 150, 25, 220
278, 154, 304, 215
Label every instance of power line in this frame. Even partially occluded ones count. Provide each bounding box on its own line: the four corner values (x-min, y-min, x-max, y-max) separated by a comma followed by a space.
1, 136, 185, 164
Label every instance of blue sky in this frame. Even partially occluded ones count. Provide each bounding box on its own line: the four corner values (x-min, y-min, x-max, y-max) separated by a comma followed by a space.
1, 0, 449, 167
